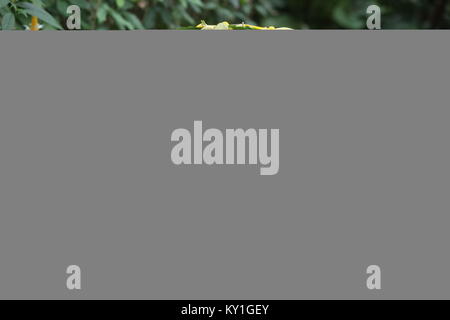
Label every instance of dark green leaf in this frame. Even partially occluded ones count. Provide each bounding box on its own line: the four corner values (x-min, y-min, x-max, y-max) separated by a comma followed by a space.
0, 0, 9, 10
123, 12, 145, 29
1, 11, 15, 30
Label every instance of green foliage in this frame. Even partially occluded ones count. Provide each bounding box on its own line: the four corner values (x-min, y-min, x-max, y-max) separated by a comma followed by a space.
0, 0, 62, 30
265, 0, 450, 29
18, 2, 61, 29
1, 0, 449, 30
45, 0, 278, 30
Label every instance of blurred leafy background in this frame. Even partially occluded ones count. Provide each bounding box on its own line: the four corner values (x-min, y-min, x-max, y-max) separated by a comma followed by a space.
1, 0, 449, 30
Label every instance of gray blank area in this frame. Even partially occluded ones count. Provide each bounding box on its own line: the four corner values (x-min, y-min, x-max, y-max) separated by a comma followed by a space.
0, 31, 449, 299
